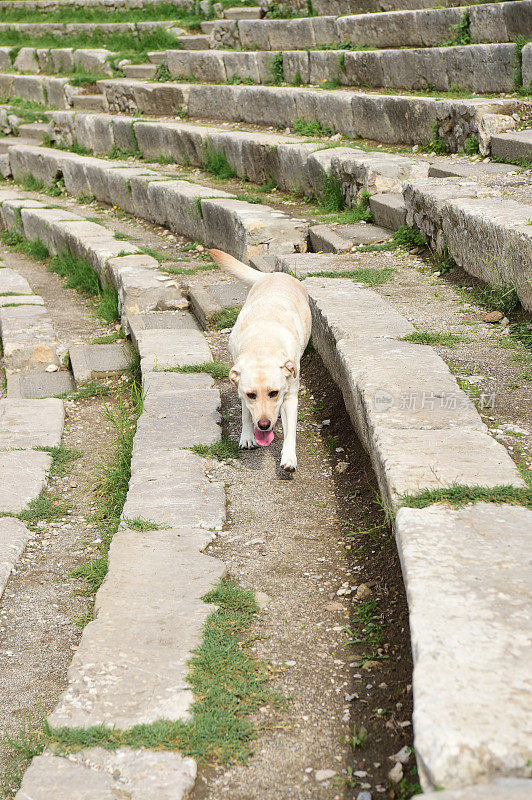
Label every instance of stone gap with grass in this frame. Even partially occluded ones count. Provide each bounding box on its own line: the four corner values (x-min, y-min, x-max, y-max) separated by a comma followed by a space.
0, 0, 530, 798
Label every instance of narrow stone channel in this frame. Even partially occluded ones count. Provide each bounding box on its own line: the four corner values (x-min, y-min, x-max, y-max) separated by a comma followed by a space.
193, 333, 415, 799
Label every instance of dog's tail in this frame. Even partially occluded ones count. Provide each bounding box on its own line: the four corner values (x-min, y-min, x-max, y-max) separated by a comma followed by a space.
209, 249, 267, 286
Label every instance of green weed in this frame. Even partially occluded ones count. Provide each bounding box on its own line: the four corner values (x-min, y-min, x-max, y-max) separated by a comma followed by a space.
202, 143, 236, 180
0, 229, 49, 260
209, 307, 240, 330
190, 438, 240, 461
400, 331, 467, 348
122, 517, 161, 531
292, 118, 333, 137
159, 361, 230, 379
268, 52, 284, 85
18, 492, 70, 531
55, 381, 111, 400
35, 445, 82, 477
307, 267, 394, 286
400, 484, 532, 510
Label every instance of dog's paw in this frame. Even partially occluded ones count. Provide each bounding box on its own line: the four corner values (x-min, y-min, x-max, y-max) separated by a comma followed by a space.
239, 433, 257, 449
280, 451, 297, 472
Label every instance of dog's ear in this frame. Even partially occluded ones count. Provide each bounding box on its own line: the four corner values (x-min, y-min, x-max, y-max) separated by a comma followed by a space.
282, 360, 297, 379
229, 366, 240, 387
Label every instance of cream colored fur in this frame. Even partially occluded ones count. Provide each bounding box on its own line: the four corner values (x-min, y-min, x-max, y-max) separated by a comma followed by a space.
209, 249, 311, 472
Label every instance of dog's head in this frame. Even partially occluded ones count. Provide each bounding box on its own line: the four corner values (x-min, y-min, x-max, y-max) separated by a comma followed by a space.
229, 357, 297, 432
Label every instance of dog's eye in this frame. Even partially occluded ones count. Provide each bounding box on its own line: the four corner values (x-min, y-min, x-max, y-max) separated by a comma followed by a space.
268, 390, 279, 398
246, 392, 256, 400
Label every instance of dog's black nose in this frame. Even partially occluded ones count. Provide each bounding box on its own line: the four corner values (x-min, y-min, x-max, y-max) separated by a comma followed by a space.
257, 417, 271, 430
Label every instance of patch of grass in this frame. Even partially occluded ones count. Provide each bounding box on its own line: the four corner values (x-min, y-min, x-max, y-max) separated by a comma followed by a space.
392, 225, 428, 250
18, 491, 70, 531
122, 517, 161, 531
190, 438, 240, 461
0, 715, 46, 799
164, 262, 217, 276
71, 557, 108, 595
400, 484, 532, 510
209, 307, 241, 330
55, 380, 111, 400
97, 286, 120, 323
90, 332, 124, 345
47, 579, 277, 765
160, 361, 230, 380
421, 122, 450, 155
35, 444, 82, 477
49, 249, 100, 295
400, 331, 467, 348
202, 143, 236, 180
155, 62, 172, 82
463, 136, 480, 155
307, 267, 394, 286
0, 229, 49, 260
319, 173, 345, 213
292, 118, 333, 137
459, 281, 520, 316
344, 597, 385, 663
68, 67, 108, 88
441, 11, 471, 47
267, 52, 284, 85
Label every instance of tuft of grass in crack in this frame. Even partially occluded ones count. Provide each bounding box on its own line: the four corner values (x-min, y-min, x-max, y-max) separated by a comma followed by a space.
307, 267, 394, 286
400, 484, 532, 510
209, 307, 240, 330
400, 331, 467, 348
163, 262, 217, 276
35, 444, 82, 477
344, 597, 386, 664
47, 579, 279, 765
55, 380, 111, 400
190, 438, 240, 461
458, 281, 520, 316
18, 492, 70, 531
159, 361, 230, 380
90, 332, 124, 345
71, 380, 144, 608
122, 516, 161, 531
48, 249, 119, 322
0, 229, 49, 260
0, 715, 45, 799
202, 143, 236, 180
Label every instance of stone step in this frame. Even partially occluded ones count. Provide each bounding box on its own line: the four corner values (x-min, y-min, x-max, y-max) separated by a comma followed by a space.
15, 123, 49, 143
147, 50, 167, 64
0, 305, 61, 372
0, 0, 201, 11
403, 177, 532, 312
7, 145, 309, 263
490, 129, 532, 165
369, 192, 407, 230
69, 342, 131, 383
163, 42, 523, 94
0, 398, 64, 449
0, 73, 71, 109
427, 160, 521, 179
1, 46, 115, 76
174, 34, 210, 50
48, 109, 430, 204
200, 20, 218, 34
187, 281, 248, 329
223, 6, 261, 19
0, 518, 31, 601
121, 63, 158, 79
97, 79, 520, 153
71, 93, 108, 111
210, 0, 532, 51
0, 137, 39, 155
0, 20, 179, 39
309, 222, 391, 252
0, 450, 52, 513
6, 370, 74, 398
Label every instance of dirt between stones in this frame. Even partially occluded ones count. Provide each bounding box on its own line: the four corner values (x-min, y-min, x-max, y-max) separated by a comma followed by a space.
194, 335, 415, 800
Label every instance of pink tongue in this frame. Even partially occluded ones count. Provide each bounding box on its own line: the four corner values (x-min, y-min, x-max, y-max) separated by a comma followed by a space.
254, 427, 274, 447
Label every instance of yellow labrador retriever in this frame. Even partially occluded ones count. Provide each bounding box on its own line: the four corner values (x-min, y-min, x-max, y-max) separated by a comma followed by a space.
209, 249, 311, 472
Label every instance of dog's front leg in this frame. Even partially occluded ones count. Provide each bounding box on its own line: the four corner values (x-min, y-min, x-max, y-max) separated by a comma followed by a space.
239, 401, 256, 449
280, 391, 299, 472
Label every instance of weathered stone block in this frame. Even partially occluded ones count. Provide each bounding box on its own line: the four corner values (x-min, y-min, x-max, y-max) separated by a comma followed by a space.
0, 450, 52, 513
0, 398, 64, 449
0, 518, 31, 600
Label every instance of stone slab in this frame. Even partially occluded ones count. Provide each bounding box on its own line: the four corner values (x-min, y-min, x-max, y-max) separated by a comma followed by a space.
374, 427, 525, 507
0, 267, 31, 294
122, 449, 225, 531
369, 192, 406, 230
6, 371, 74, 399
0, 295, 44, 306
136, 329, 212, 373
49, 529, 226, 728
187, 281, 247, 329
490, 130, 532, 164
128, 310, 200, 349
0, 398, 64, 449
135, 385, 221, 450
421, 779, 532, 800
15, 747, 196, 800
69, 343, 131, 384
0, 450, 51, 513
309, 222, 390, 253
395, 504, 532, 790
0, 304, 60, 371
0, 517, 31, 601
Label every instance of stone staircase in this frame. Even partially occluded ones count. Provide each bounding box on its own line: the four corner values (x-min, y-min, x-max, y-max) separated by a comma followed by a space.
0, 0, 531, 798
